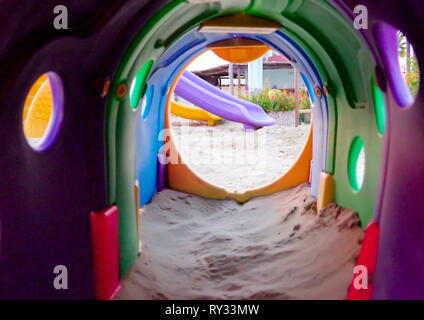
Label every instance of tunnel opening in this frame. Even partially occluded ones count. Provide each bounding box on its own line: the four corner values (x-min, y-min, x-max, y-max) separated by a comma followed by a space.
103, 0, 389, 300
168, 47, 312, 194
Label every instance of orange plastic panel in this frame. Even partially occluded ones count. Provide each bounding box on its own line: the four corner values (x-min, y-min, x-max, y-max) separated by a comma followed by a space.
209, 37, 269, 64
212, 46, 269, 64
167, 137, 230, 200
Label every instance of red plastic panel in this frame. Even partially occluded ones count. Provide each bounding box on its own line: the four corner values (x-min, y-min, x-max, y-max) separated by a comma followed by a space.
348, 222, 380, 300
91, 206, 121, 300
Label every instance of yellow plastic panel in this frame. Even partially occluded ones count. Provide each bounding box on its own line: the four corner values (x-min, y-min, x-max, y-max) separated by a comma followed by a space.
171, 100, 221, 125
317, 172, 335, 212
23, 78, 53, 139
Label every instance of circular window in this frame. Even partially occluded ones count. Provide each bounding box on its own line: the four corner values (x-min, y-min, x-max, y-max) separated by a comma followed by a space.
170, 50, 312, 193
375, 24, 420, 107
397, 31, 420, 99
348, 137, 365, 192
22, 72, 64, 151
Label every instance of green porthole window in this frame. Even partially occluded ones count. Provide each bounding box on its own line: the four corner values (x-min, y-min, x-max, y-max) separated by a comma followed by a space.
371, 77, 386, 135
130, 60, 154, 109
348, 136, 366, 192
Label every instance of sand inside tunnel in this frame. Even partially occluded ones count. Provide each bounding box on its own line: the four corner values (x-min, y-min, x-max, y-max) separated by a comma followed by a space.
116, 184, 363, 300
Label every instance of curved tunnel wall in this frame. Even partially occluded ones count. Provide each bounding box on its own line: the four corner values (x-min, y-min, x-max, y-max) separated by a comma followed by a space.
109, 1, 382, 288
119, 3, 381, 250
0, 0, 175, 299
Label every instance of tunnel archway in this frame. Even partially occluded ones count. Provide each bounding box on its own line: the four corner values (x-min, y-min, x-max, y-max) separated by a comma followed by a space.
105, 0, 382, 278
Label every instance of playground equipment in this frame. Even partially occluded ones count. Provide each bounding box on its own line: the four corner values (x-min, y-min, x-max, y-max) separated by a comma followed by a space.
22, 77, 224, 130
0, 0, 422, 300
170, 100, 222, 126
174, 71, 275, 129
209, 37, 270, 64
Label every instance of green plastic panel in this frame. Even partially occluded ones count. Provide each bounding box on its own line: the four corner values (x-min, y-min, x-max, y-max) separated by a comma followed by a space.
130, 60, 153, 109
348, 136, 365, 192
371, 77, 386, 135
247, 0, 382, 225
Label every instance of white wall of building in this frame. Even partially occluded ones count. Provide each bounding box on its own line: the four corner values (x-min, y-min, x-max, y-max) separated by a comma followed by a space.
247, 57, 263, 93
263, 69, 304, 90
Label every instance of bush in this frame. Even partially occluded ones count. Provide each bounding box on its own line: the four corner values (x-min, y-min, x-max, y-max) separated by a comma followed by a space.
239, 87, 312, 113
398, 33, 420, 97
404, 57, 420, 97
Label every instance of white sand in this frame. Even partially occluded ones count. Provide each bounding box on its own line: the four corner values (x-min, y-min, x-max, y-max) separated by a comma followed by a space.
170, 116, 310, 192
117, 184, 363, 300
116, 116, 362, 300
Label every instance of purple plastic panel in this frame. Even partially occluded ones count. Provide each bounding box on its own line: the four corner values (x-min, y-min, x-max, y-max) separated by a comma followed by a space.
331, 0, 424, 299
175, 71, 275, 129
353, 0, 424, 300
373, 95, 424, 299
156, 152, 168, 192
374, 23, 414, 107
0, 0, 170, 299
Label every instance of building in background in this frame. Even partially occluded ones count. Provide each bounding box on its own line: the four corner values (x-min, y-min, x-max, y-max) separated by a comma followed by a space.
192, 51, 305, 95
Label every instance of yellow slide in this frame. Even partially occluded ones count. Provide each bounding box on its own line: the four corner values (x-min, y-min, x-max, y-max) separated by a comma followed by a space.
171, 100, 222, 126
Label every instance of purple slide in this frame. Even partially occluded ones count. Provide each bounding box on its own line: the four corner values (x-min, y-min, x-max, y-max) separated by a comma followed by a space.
174, 71, 275, 130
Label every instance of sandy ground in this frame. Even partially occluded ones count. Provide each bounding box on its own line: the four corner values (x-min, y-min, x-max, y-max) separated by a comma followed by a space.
116, 184, 363, 300
116, 114, 363, 300
170, 116, 310, 192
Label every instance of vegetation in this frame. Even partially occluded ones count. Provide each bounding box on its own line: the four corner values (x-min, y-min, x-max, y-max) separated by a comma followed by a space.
405, 57, 420, 97
398, 32, 420, 97
239, 87, 312, 113
238, 34, 420, 114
